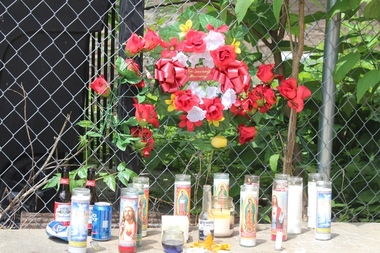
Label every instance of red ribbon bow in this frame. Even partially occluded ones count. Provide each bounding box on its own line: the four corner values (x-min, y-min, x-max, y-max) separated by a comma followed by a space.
212, 60, 251, 94
155, 59, 188, 93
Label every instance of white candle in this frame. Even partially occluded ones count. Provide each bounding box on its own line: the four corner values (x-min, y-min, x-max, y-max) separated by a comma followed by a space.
287, 177, 303, 234
212, 209, 233, 237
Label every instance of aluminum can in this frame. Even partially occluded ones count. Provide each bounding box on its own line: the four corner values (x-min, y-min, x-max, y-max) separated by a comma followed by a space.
92, 202, 112, 241
68, 188, 90, 253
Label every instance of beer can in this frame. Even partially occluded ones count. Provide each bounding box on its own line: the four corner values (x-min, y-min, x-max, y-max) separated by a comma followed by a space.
92, 202, 112, 241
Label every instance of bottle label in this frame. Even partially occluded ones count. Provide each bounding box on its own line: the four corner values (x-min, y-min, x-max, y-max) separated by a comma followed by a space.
86, 180, 96, 187
119, 197, 138, 248
199, 219, 214, 241
60, 178, 69, 185
54, 202, 71, 225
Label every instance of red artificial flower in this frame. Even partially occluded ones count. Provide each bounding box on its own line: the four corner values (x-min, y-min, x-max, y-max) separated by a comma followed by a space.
178, 114, 202, 132
89, 75, 110, 97
143, 28, 161, 51
210, 45, 237, 69
180, 30, 207, 53
256, 64, 276, 84
206, 24, 229, 33
131, 126, 154, 157
133, 100, 159, 128
237, 124, 257, 144
287, 85, 312, 113
125, 33, 145, 56
160, 37, 181, 58
248, 84, 276, 113
201, 97, 225, 126
125, 59, 145, 88
173, 89, 200, 112
278, 77, 297, 100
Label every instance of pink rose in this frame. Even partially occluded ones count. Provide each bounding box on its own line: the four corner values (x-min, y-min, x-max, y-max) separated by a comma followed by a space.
237, 124, 257, 144
210, 45, 236, 68
257, 64, 275, 84
278, 77, 297, 100
89, 76, 110, 97
125, 33, 144, 56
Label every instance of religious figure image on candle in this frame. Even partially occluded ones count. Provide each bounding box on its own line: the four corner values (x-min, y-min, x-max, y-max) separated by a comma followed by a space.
119, 206, 137, 242
143, 191, 148, 226
177, 190, 189, 216
241, 196, 257, 233
216, 183, 228, 197
271, 194, 285, 230
317, 193, 331, 228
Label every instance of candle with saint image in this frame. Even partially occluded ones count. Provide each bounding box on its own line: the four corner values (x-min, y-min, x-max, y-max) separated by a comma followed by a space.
211, 196, 234, 237
287, 176, 303, 234
174, 174, 191, 220
213, 173, 229, 197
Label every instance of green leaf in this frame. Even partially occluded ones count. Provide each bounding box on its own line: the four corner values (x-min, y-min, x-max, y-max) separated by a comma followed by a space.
77, 166, 89, 179
42, 173, 60, 190
103, 175, 116, 192
235, 0, 257, 23
77, 120, 95, 128
364, 0, 380, 20
333, 52, 361, 83
199, 13, 224, 30
357, 69, 380, 102
87, 131, 102, 138
269, 154, 280, 172
273, 0, 284, 22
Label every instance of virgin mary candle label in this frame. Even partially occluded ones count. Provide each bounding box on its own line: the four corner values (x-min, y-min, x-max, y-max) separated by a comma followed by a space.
174, 174, 191, 219
239, 184, 258, 247
213, 173, 229, 196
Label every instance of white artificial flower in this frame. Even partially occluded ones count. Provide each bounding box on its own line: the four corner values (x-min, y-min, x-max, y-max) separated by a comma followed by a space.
173, 52, 189, 66
187, 106, 206, 122
205, 86, 219, 99
204, 30, 225, 51
188, 82, 206, 100
189, 53, 203, 67
202, 51, 215, 68
221, 88, 237, 109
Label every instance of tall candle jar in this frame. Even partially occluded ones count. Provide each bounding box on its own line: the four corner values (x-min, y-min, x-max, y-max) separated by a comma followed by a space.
212, 196, 234, 237
174, 174, 191, 219
68, 188, 90, 253
287, 176, 303, 234
133, 176, 150, 237
271, 173, 289, 241
244, 174, 260, 199
239, 184, 258, 247
213, 173, 229, 196
315, 181, 332, 240
307, 173, 323, 228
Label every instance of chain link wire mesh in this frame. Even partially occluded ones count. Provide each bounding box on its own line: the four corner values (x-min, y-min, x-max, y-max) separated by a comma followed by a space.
0, 0, 379, 229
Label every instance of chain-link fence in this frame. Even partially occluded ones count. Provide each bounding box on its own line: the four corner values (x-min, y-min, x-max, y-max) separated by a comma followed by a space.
0, 0, 379, 229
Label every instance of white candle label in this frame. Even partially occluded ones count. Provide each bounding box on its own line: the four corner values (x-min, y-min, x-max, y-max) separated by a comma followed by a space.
316, 190, 331, 234
213, 178, 229, 197
287, 184, 302, 234
307, 181, 317, 228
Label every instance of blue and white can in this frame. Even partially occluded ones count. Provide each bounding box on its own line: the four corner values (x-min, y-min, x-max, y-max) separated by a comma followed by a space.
92, 202, 112, 241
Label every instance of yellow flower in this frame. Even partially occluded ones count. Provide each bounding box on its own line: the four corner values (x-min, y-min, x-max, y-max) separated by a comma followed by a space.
165, 94, 176, 112
179, 20, 193, 37
231, 38, 241, 54
208, 117, 225, 127
211, 135, 228, 148
189, 234, 231, 252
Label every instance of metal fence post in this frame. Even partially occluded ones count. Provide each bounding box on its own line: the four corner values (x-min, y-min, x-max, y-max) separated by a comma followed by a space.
117, 0, 145, 174
317, 0, 341, 180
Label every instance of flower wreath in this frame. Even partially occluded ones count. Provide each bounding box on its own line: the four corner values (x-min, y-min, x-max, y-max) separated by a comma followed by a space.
89, 10, 311, 157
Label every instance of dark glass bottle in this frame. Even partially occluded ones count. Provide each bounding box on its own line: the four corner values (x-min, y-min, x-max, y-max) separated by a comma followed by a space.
86, 167, 98, 235
54, 167, 71, 226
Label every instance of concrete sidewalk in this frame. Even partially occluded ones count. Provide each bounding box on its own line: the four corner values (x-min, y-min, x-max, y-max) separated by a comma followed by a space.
0, 223, 379, 253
